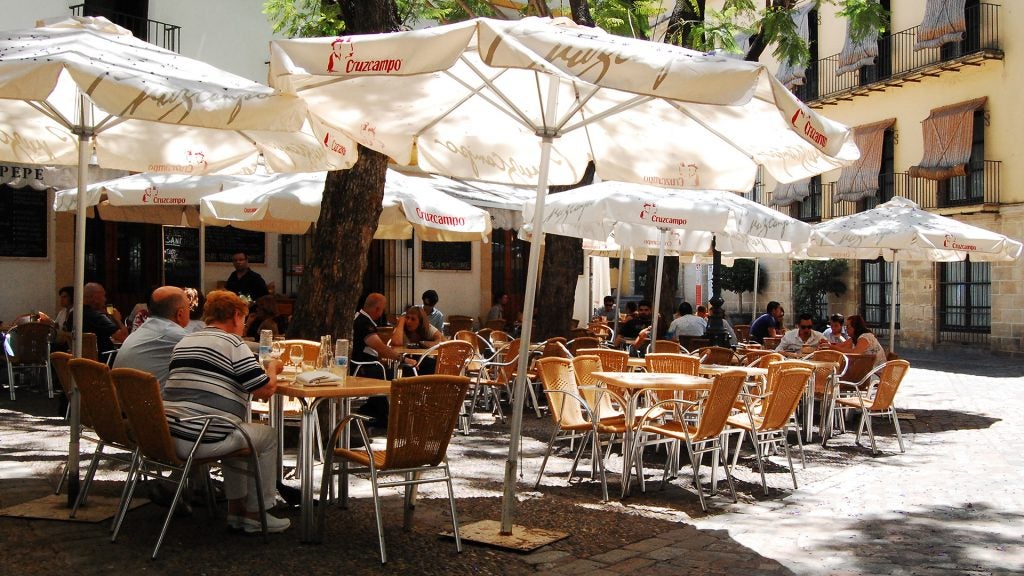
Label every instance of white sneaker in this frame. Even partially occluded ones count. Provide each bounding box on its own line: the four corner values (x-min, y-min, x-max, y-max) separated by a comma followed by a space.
226, 514, 243, 530
240, 512, 290, 534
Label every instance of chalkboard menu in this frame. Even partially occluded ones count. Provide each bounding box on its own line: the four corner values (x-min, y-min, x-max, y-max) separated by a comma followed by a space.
421, 241, 472, 271
163, 226, 200, 288
0, 185, 47, 258
204, 227, 265, 263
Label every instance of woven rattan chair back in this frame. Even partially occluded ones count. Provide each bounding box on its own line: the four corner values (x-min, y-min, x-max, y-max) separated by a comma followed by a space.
651, 339, 683, 353
541, 337, 570, 359
693, 370, 746, 442
110, 368, 183, 466
576, 347, 628, 397
484, 318, 507, 331
570, 355, 617, 418
804, 349, 848, 396
280, 339, 321, 366
587, 323, 612, 340
50, 351, 91, 428
453, 330, 482, 353
646, 352, 701, 401
476, 328, 493, 342
5, 321, 54, 365
492, 339, 522, 383
760, 367, 813, 431
840, 354, 878, 388
489, 330, 512, 346
433, 340, 476, 376
741, 349, 780, 366
733, 324, 751, 343
764, 359, 813, 397
697, 346, 738, 365
568, 336, 601, 355
448, 315, 475, 335
536, 357, 587, 428
868, 360, 910, 411
68, 358, 132, 448
81, 332, 99, 361
383, 375, 471, 469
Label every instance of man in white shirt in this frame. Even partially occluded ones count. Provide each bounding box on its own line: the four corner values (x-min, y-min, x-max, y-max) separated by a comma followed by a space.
822, 313, 848, 344
113, 286, 191, 389
775, 313, 825, 356
666, 302, 706, 340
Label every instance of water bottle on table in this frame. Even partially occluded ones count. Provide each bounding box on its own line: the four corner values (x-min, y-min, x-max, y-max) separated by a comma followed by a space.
259, 329, 273, 367
333, 339, 349, 383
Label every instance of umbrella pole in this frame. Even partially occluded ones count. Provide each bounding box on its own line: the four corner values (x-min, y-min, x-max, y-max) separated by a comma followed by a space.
752, 257, 760, 323
199, 221, 206, 292
501, 134, 553, 535
706, 237, 730, 347
67, 106, 92, 506
650, 229, 667, 348
889, 259, 899, 353
613, 248, 624, 338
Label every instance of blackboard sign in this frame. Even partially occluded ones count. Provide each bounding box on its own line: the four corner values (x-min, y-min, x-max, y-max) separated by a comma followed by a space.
204, 227, 265, 263
421, 241, 471, 271
0, 185, 47, 258
163, 226, 200, 288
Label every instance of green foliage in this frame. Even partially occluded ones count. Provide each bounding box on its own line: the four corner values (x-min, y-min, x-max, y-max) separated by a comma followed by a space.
792, 259, 848, 321
837, 0, 889, 41
719, 258, 766, 296
263, 0, 454, 38
590, 1, 662, 38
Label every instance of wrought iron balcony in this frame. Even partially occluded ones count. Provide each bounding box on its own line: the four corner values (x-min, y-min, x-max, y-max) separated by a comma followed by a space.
70, 4, 180, 52
796, 3, 1002, 106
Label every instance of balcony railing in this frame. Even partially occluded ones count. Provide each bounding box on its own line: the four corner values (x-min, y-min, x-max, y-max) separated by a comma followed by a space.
800, 3, 1002, 105
70, 4, 180, 52
766, 161, 999, 221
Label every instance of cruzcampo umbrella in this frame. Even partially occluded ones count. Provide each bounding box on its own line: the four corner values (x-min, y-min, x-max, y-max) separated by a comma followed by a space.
200, 169, 493, 241
268, 16, 857, 535
0, 15, 353, 507
808, 196, 1022, 351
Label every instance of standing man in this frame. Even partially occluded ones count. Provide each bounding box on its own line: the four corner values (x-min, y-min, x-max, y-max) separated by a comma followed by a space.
749, 301, 786, 344
775, 313, 825, 356
420, 289, 445, 333
113, 286, 191, 390
352, 293, 417, 428
225, 252, 268, 301
68, 282, 129, 356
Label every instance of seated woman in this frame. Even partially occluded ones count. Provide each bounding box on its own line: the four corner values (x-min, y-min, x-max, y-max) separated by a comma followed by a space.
164, 290, 288, 533
825, 314, 887, 366
390, 306, 444, 375
244, 295, 280, 340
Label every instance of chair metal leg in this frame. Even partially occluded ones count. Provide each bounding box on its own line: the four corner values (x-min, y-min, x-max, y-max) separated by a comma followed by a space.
891, 408, 905, 453
686, 443, 707, 512
533, 428, 561, 489
751, 430, 768, 495
369, 467, 387, 564
71, 443, 105, 517
111, 451, 142, 542
781, 432, 798, 490
865, 408, 878, 455
442, 463, 462, 553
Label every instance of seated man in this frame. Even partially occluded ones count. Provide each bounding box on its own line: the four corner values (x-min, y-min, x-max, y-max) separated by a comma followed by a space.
68, 282, 129, 357
775, 313, 825, 356
613, 300, 653, 355
749, 301, 785, 344
665, 301, 706, 340
113, 286, 191, 390
419, 289, 445, 333
822, 313, 848, 344
164, 290, 287, 533
592, 295, 617, 323
351, 293, 418, 427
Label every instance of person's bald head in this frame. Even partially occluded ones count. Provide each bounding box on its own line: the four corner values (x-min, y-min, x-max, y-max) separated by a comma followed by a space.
83, 282, 106, 310
362, 293, 387, 317
149, 286, 190, 328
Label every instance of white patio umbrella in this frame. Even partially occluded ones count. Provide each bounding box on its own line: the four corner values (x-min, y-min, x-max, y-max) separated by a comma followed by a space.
200, 169, 493, 241
0, 16, 352, 506
268, 16, 856, 534
525, 182, 812, 340
807, 196, 1023, 351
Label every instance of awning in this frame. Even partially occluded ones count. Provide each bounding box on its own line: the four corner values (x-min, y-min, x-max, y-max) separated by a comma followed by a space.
771, 178, 811, 207
775, 4, 814, 89
837, 6, 879, 76
835, 118, 896, 201
908, 97, 986, 180
914, 0, 967, 51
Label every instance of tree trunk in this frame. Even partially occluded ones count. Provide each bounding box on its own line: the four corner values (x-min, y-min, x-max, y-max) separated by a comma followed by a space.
568, 0, 594, 27
533, 162, 595, 340
665, 0, 705, 46
287, 0, 399, 340
746, 0, 798, 62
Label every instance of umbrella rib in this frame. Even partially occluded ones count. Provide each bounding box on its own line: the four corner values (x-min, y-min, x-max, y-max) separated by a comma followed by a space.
666, 100, 756, 162
453, 55, 544, 133
560, 91, 653, 134
30, 100, 76, 132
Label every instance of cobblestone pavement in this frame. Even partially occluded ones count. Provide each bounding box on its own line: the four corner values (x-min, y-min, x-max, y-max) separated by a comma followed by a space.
0, 348, 1020, 575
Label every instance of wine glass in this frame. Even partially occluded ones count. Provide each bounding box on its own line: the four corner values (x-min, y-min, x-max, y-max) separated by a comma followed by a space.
289, 344, 305, 373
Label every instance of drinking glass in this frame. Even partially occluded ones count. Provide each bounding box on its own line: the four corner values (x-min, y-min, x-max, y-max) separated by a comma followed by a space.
271, 340, 284, 361
289, 344, 305, 372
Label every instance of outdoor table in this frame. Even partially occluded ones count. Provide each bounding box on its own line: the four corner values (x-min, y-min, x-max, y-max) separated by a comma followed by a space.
699, 364, 768, 379
626, 357, 646, 370
591, 371, 713, 497
272, 373, 391, 542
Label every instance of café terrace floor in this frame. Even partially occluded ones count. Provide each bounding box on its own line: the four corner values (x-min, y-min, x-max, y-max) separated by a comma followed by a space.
0, 347, 1021, 575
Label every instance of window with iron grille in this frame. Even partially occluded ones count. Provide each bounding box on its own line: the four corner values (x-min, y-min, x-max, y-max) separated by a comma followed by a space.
864, 128, 895, 210
793, 8, 819, 101
938, 260, 990, 334
938, 109, 985, 206
797, 176, 822, 221
860, 260, 898, 332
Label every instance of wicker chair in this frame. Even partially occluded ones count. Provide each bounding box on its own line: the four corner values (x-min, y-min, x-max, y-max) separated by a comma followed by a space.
650, 339, 683, 354
280, 339, 321, 368
644, 353, 700, 404
488, 329, 512, 347
567, 336, 602, 356
447, 315, 475, 335
740, 349, 781, 366
484, 318, 507, 331
727, 365, 814, 493
733, 324, 751, 343
66, 358, 136, 519
823, 353, 881, 439
420, 340, 475, 376
534, 357, 625, 501
697, 346, 740, 366
318, 375, 471, 563
575, 347, 629, 399
834, 360, 910, 454
632, 370, 747, 511
111, 367, 270, 559
762, 336, 783, 350
3, 320, 56, 399
678, 335, 712, 353
466, 339, 521, 427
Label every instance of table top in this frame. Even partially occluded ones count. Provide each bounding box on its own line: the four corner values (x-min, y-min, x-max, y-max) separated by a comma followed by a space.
593, 371, 712, 391
275, 374, 391, 398
699, 364, 768, 377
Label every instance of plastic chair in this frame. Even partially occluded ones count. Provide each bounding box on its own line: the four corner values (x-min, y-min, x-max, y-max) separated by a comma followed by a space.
318, 375, 470, 563
727, 366, 814, 494
4, 321, 56, 399
65, 358, 136, 519
834, 360, 911, 455
632, 370, 746, 511
110, 367, 269, 559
